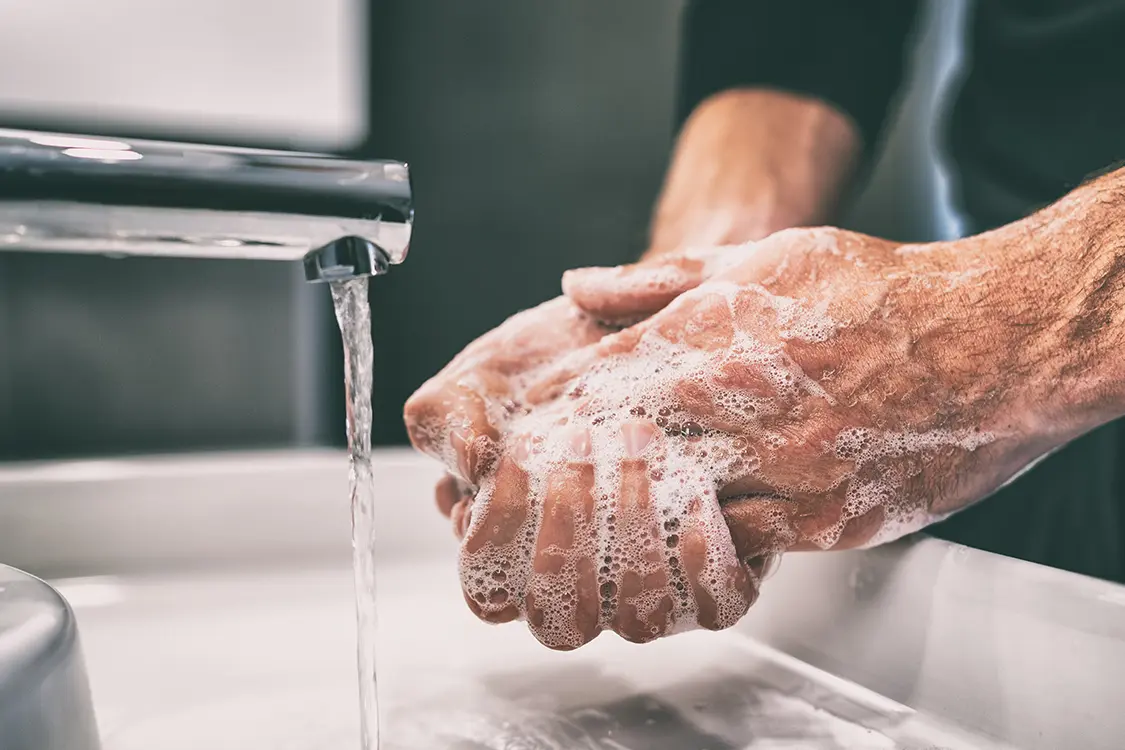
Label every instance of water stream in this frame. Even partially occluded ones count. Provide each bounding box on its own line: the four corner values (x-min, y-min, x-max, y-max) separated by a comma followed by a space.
330, 276, 379, 750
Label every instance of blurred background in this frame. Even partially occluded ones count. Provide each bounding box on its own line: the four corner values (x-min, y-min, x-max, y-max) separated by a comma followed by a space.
0, 0, 967, 459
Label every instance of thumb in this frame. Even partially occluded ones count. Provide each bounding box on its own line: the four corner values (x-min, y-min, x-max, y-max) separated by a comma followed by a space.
562, 251, 713, 325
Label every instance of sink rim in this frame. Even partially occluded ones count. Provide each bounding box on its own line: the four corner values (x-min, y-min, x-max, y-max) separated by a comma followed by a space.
0, 563, 75, 703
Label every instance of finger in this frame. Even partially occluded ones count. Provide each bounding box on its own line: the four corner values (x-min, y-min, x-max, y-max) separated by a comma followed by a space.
439, 297, 579, 374
434, 473, 470, 518
523, 324, 648, 407
830, 504, 886, 550
721, 496, 800, 570
676, 483, 756, 631
483, 297, 608, 377
809, 461, 893, 550
562, 255, 709, 325
525, 428, 600, 650
450, 497, 473, 540
459, 455, 534, 624
788, 476, 871, 550
721, 484, 879, 558
608, 422, 675, 643
653, 290, 736, 352
450, 422, 500, 488
436, 297, 606, 392
406, 298, 609, 459
404, 380, 500, 485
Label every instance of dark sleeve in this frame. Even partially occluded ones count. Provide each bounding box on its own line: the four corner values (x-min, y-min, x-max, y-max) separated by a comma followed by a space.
677, 0, 922, 152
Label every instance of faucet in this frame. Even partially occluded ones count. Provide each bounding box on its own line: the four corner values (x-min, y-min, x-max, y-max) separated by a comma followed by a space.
0, 128, 412, 281
0, 129, 412, 750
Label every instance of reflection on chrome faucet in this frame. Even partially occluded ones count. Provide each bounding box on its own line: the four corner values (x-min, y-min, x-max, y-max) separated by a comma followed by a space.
0, 128, 412, 281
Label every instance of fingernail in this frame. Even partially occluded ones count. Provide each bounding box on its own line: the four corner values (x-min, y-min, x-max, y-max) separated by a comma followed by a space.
568, 427, 592, 458
561, 268, 585, 287
562, 266, 605, 286
451, 499, 473, 539
621, 421, 656, 458
511, 433, 532, 463
450, 427, 473, 480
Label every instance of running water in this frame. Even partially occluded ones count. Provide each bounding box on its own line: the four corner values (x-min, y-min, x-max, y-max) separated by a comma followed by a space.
330, 277, 379, 750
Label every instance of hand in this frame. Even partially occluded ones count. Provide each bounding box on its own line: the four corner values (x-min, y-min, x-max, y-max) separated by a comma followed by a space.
403, 297, 611, 531
452, 226, 1079, 650
409, 89, 860, 569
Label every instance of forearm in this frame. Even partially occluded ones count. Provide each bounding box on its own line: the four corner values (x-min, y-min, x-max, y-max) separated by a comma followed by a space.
964, 167, 1125, 439
1038, 170, 1125, 429
648, 89, 860, 258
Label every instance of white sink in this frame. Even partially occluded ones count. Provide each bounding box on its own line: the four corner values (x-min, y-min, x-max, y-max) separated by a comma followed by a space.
3, 449, 1123, 749
64, 565, 936, 750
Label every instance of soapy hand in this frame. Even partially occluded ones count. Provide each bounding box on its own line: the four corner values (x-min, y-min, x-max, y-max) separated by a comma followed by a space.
407, 226, 1074, 650
555, 227, 1055, 556
403, 296, 615, 532
404, 258, 736, 525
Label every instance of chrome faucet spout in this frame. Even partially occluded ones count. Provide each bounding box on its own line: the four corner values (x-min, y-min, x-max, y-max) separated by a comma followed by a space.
0, 129, 412, 278
304, 236, 393, 283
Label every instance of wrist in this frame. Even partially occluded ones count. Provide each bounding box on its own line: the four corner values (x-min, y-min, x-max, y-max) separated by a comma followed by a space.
647, 89, 860, 258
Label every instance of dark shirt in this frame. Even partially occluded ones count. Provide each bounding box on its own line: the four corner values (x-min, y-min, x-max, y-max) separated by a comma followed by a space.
679, 0, 1125, 231
678, 0, 1125, 581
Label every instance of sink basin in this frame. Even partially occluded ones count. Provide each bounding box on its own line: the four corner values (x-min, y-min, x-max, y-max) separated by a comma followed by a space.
59, 564, 959, 750
0, 564, 99, 750
2, 449, 1124, 748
